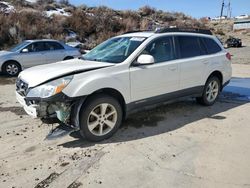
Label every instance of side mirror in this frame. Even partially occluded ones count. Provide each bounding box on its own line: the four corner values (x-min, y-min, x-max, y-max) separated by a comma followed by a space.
137, 54, 155, 65
21, 48, 29, 53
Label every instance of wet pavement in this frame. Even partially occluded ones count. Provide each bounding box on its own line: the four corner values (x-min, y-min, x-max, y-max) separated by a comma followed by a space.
222, 78, 250, 101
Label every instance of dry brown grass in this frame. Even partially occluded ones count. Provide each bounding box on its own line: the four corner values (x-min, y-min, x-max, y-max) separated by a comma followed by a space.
0, 4, 206, 50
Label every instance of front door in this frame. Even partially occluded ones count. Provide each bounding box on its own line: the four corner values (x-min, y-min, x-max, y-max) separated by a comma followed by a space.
129, 36, 180, 102
18, 42, 47, 68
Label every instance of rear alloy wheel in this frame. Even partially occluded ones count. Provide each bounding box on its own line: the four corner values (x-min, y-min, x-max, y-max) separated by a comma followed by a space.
3, 61, 21, 76
79, 95, 123, 142
196, 76, 221, 106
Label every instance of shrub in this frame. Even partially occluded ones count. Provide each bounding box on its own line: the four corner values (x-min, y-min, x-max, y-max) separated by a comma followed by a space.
0, 3, 208, 50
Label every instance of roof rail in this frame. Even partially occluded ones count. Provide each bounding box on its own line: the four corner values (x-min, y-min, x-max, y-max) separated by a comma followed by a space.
123, 30, 153, 34
155, 28, 213, 35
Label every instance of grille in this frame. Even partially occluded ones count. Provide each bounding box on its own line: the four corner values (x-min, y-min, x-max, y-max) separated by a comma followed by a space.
16, 78, 29, 96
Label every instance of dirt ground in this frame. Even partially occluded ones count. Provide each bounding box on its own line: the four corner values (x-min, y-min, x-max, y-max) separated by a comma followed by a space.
0, 47, 250, 188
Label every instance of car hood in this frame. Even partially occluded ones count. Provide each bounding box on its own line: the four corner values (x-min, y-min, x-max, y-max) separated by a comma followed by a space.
19, 59, 113, 87
0, 50, 13, 57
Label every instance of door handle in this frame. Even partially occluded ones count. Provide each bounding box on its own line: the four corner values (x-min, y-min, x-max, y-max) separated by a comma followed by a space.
203, 60, 209, 64
168, 66, 177, 71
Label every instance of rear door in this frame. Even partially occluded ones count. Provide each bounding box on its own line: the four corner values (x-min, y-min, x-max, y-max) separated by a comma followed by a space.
201, 37, 226, 82
44, 42, 66, 64
130, 36, 180, 102
175, 35, 208, 90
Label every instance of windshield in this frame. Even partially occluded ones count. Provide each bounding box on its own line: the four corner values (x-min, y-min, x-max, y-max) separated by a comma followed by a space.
83, 37, 146, 63
9, 41, 30, 52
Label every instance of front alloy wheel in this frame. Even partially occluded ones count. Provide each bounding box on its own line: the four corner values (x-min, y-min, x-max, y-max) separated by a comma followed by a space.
79, 94, 123, 142
87, 103, 118, 136
3, 62, 21, 76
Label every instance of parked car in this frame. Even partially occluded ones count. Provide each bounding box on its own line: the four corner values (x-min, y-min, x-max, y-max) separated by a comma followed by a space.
226, 37, 242, 48
66, 41, 90, 54
16, 28, 232, 141
0, 39, 81, 76
211, 16, 227, 21
235, 14, 249, 19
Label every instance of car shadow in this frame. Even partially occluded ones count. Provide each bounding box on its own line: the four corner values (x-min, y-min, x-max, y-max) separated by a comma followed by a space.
0, 73, 16, 85
60, 76, 250, 148
59, 98, 248, 148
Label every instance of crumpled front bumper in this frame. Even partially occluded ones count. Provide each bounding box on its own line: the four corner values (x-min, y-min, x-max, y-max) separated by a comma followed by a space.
16, 91, 38, 118
16, 91, 86, 130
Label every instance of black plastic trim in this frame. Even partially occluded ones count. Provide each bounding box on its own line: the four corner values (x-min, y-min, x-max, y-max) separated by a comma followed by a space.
126, 86, 204, 115
156, 28, 213, 35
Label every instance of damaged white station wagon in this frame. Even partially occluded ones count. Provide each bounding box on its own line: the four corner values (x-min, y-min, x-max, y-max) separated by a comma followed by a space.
16, 28, 232, 141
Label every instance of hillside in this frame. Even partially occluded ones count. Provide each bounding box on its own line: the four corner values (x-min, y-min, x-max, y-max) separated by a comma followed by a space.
0, 0, 206, 49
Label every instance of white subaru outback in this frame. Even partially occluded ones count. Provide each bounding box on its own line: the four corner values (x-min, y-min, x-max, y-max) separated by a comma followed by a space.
16, 28, 232, 141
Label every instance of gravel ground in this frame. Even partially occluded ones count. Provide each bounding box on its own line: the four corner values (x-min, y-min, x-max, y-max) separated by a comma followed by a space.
228, 46, 250, 65
0, 47, 250, 188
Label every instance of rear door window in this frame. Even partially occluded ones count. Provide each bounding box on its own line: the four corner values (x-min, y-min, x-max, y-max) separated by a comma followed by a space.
45, 42, 64, 50
177, 36, 205, 58
202, 37, 222, 54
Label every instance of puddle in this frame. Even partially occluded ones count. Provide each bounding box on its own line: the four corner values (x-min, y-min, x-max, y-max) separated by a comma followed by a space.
221, 78, 250, 101
125, 114, 165, 128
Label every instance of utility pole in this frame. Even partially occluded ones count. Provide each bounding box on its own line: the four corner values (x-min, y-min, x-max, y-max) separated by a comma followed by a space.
227, 0, 231, 18
220, 0, 225, 18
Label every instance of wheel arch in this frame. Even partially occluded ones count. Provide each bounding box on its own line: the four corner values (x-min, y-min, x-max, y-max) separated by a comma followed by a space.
94, 88, 126, 118
63, 56, 74, 60
86, 88, 127, 119
207, 70, 223, 90
2, 60, 22, 72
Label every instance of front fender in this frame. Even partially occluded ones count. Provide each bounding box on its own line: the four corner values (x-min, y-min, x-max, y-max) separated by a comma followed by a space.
62, 69, 130, 104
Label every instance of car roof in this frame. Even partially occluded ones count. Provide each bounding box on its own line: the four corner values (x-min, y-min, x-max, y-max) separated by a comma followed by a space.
119, 32, 155, 38
24, 39, 61, 43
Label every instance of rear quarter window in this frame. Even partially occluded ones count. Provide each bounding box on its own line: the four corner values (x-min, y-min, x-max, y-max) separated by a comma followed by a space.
202, 37, 222, 54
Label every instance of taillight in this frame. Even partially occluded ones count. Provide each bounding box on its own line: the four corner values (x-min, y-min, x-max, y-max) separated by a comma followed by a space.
226, 52, 232, 61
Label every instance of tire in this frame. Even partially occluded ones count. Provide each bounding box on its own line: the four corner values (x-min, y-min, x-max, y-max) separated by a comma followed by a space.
2, 61, 21, 76
63, 56, 74, 60
79, 94, 123, 142
196, 76, 221, 106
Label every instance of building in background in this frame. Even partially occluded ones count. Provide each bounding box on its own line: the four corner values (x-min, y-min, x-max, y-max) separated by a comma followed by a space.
233, 19, 250, 31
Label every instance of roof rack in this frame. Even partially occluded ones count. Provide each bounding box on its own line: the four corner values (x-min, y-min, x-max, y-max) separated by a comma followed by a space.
123, 28, 213, 35
155, 28, 213, 35
123, 30, 153, 34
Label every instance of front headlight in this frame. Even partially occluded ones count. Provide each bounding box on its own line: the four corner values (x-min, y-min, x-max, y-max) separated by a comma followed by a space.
27, 75, 73, 98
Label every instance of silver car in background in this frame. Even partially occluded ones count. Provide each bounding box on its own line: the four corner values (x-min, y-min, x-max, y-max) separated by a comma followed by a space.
0, 39, 81, 76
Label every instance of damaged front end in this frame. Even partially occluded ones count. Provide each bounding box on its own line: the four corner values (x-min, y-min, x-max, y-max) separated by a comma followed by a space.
39, 101, 73, 125
16, 76, 85, 134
